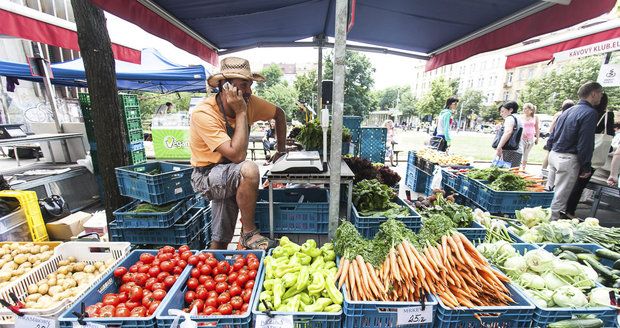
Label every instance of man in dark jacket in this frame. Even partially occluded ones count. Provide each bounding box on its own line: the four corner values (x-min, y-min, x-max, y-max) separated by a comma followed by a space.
545, 81, 603, 220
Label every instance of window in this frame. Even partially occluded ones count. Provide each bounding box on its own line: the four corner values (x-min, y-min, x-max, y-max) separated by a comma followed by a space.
478, 78, 484, 88
528, 68, 534, 79
503, 92, 510, 101
506, 72, 513, 83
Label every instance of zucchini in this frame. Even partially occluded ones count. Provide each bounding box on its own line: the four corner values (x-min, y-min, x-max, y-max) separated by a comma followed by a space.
596, 248, 620, 261
613, 280, 620, 289
583, 257, 614, 279
553, 248, 563, 256
559, 245, 592, 254
548, 318, 603, 328
557, 250, 578, 262
576, 253, 600, 262
613, 259, 620, 270
612, 269, 620, 276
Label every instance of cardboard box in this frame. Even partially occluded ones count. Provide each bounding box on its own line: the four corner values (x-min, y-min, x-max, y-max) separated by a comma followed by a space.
45, 212, 92, 241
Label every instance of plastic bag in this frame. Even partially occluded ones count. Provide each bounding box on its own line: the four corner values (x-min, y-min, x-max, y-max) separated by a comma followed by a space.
492, 156, 511, 169
431, 166, 443, 190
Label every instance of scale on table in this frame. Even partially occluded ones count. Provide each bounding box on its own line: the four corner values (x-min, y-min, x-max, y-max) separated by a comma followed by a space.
0, 124, 26, 139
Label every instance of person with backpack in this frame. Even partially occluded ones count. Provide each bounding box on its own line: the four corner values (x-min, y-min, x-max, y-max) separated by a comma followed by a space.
492, 101, 523, 168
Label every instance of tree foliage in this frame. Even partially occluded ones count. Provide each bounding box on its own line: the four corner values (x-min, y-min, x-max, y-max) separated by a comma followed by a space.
260, 83, 300, 120
457, 89, 485, 126
416, 77, 454, 117
294, 70, 318, 109
324, 50, 376, 116
255, 64, 285, 95
374, 85, 417, 117
138, 92, 205, 121
520, 55, 620, 113
398, 88, 417, 117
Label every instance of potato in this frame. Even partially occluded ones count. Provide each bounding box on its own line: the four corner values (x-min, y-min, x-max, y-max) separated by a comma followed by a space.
0, 272, 12, 282
27, 284, 38, 294
26, 293, 42, 302
40, 245, 50, 252
19, 261, 32, 269
2, 254, 12, 261
13, 254, 27, 264
57, 260, 70, 267
73, 262, 85, 272
67, 256, 77, 263
48, 285, 63, 296
37, 283, 49, 294
57, 266, 69, 275
12, 268, 24, 276
8, 243, 18, 251
47, 278, 57, 287
83, 265, 95, 273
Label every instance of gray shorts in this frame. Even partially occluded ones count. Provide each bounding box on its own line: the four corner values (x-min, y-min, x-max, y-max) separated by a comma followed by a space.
191, 163, 243, 243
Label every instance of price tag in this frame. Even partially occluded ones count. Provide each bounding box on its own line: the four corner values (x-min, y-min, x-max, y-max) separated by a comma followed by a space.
72, 322, 105, 328
14, 315, 54, 328
396, 306, 433, 326
254, 314, 294, 328
174, 187, 182, 194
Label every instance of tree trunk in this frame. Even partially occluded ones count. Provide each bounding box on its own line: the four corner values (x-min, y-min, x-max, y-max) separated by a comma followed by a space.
71, 0, 128, 222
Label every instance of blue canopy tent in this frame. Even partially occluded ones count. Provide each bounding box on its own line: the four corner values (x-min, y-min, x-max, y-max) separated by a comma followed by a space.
0, 48, 209, 93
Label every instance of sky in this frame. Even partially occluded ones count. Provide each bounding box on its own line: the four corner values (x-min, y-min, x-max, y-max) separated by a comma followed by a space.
104, 13, 424, 90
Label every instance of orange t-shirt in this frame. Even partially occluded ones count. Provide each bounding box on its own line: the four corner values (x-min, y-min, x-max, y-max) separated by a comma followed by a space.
190, 95, 276, 167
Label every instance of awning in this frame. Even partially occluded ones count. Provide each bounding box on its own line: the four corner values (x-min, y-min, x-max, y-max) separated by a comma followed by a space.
505, 26, 620, 69
91, 0, 615, 70
0, 3, 141, 63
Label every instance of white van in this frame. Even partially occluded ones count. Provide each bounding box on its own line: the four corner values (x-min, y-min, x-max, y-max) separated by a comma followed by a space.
537, 114, 554, 138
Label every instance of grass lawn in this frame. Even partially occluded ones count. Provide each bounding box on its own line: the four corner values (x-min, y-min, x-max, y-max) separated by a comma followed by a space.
394, 130, 547, 164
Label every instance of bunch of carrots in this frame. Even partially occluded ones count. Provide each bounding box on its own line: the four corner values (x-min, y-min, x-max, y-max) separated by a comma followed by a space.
508, 167, 546, 192
334, 220, 514, 308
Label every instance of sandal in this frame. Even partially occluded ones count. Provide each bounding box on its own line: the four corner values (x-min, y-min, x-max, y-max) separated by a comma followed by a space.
240, 228, 277, 250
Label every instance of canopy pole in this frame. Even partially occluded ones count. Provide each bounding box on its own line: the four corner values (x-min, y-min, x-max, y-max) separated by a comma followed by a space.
328, 0, 347, 239
317, 41, 323, 117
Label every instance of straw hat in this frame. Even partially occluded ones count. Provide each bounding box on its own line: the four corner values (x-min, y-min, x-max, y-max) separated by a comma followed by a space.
207, 57, 265, 88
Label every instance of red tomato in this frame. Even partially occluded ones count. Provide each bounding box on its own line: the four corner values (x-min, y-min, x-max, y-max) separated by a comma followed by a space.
204, 280, 216, 292
184, 291, 196, 304
173, 266, 184, 275
164, 275, 177, 288
205, 297, 218, 308
140, 253, 155, 264
151, 282, 166, 291
215, 282, 228, 294
125, 300, 140, 311
134, 273, 149, 287
152, 289, 167, 301
190, 268, 201, 278
117, 292, 128, 303
188, 255, 199, 266
230, 296, 243, 310
197, 253, 207, 263
129, 265, 138, 273
199, 264, 212, 276
85, 305, 100, 317
236, 274, 249, 286
148, 301, 160, 315
178, 245, 190, 253
206, 257, 218, 268
248, 270, 257, 280
195, 288, 208, 300
128, 286, 143, 302
203, 252, 215, 258
160, 261, 174, 273
217, 261, 230, 274
228, 272, 238, 283
189, 299, 204, 312
137, 265, 150, 274
247, 260, 259, 271
187, 278, 199, 290
115, 307, 130, 317
246, 253, 257, 260
130, 306, 147, 317
218, 303, 233, 315
245, 280, 255, 290
148, 266, 161, 278
119, 283, 131, 294
122, 273, 136, 283
203, 305, 216, 315
161, 246, 175, 254
241, 303, 249, 313
207, 290, 218, 299
198, 275, 209, 285
214, 274, 228, 283
102, 294, 120, 307
229, 285, 242, 297
99, 305, 116, 317
114, 266, 128, 278
144, 277, 157, 291
142, 294, 154, 307
241, 289, 252, 303
180, 251, 192, 261
232, 261, 244, 271
217, 292, 231, 305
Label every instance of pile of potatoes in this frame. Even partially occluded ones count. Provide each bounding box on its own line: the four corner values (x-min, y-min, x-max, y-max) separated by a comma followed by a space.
23, 256, 116, 309
0, 243, 54, 288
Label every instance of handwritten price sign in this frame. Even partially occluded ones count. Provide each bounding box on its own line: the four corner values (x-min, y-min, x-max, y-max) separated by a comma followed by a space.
396, 306, 433, 326
14, 315, 54, 328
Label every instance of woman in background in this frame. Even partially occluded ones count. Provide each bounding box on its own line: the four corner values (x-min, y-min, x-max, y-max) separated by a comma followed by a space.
384, 120, 397, 166
520, 103, 539, 169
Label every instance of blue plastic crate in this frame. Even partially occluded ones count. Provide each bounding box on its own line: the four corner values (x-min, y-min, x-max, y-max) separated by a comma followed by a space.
115, 161, 194, 205
58, 250, 191, 328
359, 127, 387, 163
508, 230, 525, 243
412, 168, 430, 194
435, 283, 535, 328
156, 250, 265, 328
471, 179, 554, 214
407, 151, 416, 166
405, 170, 415, 191
456, 221, 487, 243
89, 140, 144, 152
343, 285, 437, 328
352, 197, 421, 238
255, 188, 329, 234
109, 206, 207, 245
113, 195, 200, 228
459, 177, 483, 202
441, 169, 462, 191
344, 116, 363, 145
252, 251, 341, 328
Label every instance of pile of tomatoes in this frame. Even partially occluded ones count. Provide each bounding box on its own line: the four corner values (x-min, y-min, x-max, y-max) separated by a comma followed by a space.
84, 245, 192, 318
183, 252, 260, 316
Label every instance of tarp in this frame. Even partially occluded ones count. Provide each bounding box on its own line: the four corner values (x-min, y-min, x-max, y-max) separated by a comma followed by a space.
92, 0, 616, 70
0, 48, 209, 93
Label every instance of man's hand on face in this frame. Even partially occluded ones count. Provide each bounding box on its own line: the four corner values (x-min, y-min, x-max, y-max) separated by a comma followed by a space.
223, 82, 247, 115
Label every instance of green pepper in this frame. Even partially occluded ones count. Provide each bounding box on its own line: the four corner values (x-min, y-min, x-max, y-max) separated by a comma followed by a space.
260, 290, 273, 302
323, 261, 336, 269
308, 272, 325, 296
323, 304, 342, 312
294, 266, 310, 292
280, 237, 301, 256
321, 242, 334, 251
275, 264, 301, 278
322, 249, 336, 262
281, 272, 298, 288
324, 275, 343, 305
294, 252, 312, 265
273, 278, 285, 309
299, 292, 312, 305
278, 294, 300, 312
301, 240, 321, 258
258, 300, 273, 312
311, 256, 324, 271
263, 279, 276, 290
282, 285, 303, 299
328, 267, 338, 276
264, 257, 274, 279
303, 298, 333, 312
272, 246, 288, 258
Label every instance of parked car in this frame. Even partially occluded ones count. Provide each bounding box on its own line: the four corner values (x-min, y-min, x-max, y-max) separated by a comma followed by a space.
538, 114, 554, 138
476, 124, 495, 134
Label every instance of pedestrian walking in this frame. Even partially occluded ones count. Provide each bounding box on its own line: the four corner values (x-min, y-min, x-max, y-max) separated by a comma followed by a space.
521, 103, 539, 169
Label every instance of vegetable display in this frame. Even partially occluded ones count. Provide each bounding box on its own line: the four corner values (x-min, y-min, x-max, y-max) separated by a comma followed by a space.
334, 219, 515, 308
0, 243, 54, 288
352, 179, 409, 217
22, 257, 115, 310
465, 167, 546, 192
83, 245, 190, 318
473, 209, 515, 243
130, 202, 176, 213
415, 148, 469, 166
552, 245, 620, 289
258, 237, 342, 313
295, 120, 351, 151
343, 157, 401, 186
416, 192, 474, 229
183, 252, 259, 315
477, 241, 606, 309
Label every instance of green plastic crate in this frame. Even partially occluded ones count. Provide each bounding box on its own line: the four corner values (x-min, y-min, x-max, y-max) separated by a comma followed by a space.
124, 106, 141, 120
131, 149, 147, 164
78, 93, 90, 106
119, 94, 139, 107
126, 118, 142, 131
127, 129, 143, 143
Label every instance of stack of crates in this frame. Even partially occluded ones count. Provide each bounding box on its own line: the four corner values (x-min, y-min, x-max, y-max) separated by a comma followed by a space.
110, 162, 209, 249
78, 93, 146, 175
0, 191, 48, 242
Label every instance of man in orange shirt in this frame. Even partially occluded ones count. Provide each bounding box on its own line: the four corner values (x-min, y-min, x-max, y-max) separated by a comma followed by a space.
190, 57, 287, 250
